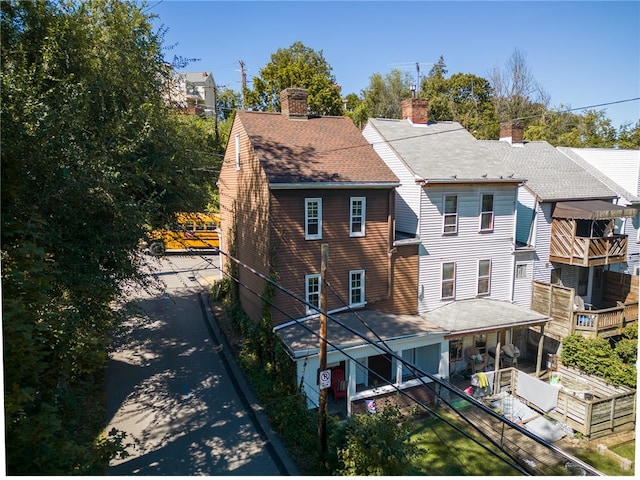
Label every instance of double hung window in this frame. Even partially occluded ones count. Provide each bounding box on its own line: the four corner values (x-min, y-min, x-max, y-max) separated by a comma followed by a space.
443, 195, 458, 234
441, 262, 455, 299
477, 259, 491, 295
480, 194, 494, 232
305, 274, 321, 314
305, 198, 322, 240
350, 197, 366, 237
349, 270, 365, 307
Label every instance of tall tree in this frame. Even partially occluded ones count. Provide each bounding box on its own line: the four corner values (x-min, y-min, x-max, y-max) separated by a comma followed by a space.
358, 69, 414, 122
526, 108, 617, 147
246, 41, 343, 116
616, 120, 640, 149
1, 0, 214, 473
421, 57, 497, 139
489, 48, 549, 123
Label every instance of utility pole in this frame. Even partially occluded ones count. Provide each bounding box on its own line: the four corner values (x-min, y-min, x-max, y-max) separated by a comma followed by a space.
238, 60, 247, 109
318, 244, 329, 463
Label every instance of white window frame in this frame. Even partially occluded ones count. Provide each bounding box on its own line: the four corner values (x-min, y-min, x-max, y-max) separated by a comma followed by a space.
349, 270, 365, 307
235, 133, 241, 170
441, 262, 456, 300
480, 193, 494, 232
443, 195, 458, 235
350, 197, 366, 237
305, 274, 321, 314
305, 198, 322, 240
477, 259, 491, 296
516, 263, 527, 279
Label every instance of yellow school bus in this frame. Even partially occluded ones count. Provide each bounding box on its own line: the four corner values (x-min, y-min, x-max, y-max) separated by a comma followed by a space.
147, 212, 220, 256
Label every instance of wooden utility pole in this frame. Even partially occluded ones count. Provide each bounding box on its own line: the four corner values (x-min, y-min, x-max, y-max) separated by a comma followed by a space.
238, 60, 247, 109
318, 244, 329, 461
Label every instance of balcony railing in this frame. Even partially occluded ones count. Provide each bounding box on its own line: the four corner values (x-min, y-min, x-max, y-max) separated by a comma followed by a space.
550, 234, 628, 267
573, 302, 638, 337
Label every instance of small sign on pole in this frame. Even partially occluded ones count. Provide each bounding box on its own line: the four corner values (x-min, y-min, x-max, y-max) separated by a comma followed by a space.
319, 369, 331, 390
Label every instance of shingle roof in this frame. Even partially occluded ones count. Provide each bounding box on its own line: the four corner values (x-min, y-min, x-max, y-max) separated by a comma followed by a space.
557, 147, 640, 203
479, 140, 617, 202
237, 111, 399, 186
368, 118, 521, 182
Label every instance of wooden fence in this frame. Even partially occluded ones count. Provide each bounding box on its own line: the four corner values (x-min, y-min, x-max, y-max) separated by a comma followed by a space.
488, 366, 635, 440
549, 365, 636, 439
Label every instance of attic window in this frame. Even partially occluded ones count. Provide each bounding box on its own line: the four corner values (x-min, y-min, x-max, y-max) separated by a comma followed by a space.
235, 134, 240, 170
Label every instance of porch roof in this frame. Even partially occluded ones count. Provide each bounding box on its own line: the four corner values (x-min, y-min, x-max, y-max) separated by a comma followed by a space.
275, 309, 447, 359
553, 199, 638, 220
422, 298, 551, 339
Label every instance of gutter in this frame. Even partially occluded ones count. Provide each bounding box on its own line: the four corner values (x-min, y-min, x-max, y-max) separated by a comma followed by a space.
269, 181, 400, 190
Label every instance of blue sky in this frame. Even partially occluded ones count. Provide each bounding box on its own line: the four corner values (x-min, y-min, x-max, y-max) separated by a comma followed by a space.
148, 1, 640, 128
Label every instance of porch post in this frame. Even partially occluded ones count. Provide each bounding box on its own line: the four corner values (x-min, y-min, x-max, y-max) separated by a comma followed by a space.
536, 323, 545, 377
347, 359, 355, 417
494, 333, 501, 395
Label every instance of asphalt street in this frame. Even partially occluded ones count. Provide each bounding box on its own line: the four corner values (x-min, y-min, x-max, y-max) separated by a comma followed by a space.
105, 252, 297, 475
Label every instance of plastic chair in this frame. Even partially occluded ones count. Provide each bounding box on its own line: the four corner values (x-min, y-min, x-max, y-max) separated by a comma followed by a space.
331, 368, 347, 403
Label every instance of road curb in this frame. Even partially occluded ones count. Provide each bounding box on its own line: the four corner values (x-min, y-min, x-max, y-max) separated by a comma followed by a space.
198, 292, 300, 476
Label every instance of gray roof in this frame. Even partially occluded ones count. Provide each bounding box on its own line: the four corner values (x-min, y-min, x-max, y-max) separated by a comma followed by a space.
276, 309, 446, 359
368, 119, 523, 183
556, 147, 640, 204
479, 140, 617, 202
276, 300, 551, 357
422, 299, 551, 338
180, 71, 214, 85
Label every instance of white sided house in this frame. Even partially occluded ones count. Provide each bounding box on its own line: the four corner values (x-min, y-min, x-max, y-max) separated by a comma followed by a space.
557, 147, 640, 276
363, 100, 551, 378
480, 127, 638, 345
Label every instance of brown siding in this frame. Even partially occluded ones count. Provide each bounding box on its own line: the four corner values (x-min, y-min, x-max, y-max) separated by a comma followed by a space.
373, 243, 419, 315
269, 189, 394, 326
218, 117, 270, 324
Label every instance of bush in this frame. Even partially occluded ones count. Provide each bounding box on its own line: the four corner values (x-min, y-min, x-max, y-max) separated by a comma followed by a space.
328, 404, 422, 475
561, 334, 637, 388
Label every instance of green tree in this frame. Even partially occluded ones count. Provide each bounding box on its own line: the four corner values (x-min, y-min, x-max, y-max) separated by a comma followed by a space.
616, 120, 640, 149
1, 0, 214, 473
217, 86, 241, 121
359, 69, 413, 121
527, 108, 617, 147
328, 404, 421, 475
246, 41, 343, 116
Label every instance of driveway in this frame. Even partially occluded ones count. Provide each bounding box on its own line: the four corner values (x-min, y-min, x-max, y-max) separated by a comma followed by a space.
105, 253, 296, 475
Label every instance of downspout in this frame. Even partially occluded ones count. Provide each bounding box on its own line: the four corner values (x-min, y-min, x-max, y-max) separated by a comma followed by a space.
387, 188, 396, 299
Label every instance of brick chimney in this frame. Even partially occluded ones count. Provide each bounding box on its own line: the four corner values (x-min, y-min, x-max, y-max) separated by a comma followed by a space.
280, 88, 308, 119
401, 98, 429, 124
499, 121, 524, 144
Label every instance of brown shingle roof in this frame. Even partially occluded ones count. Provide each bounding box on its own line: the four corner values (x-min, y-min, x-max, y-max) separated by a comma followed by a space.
236, 111, 399, 185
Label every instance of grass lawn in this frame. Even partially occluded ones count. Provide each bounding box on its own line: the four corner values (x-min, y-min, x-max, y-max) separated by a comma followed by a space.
611, 441, 636, 461
569, 446, 634, 476
408, 415, 522, 476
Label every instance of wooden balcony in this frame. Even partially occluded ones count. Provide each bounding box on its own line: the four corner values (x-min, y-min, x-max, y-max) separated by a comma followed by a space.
549, 217, 628, 267
531, 275, 638, 341
573, 302, 638, 338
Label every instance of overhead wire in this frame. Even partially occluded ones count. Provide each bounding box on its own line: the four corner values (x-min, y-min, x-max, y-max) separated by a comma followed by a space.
150, 226, 573, 474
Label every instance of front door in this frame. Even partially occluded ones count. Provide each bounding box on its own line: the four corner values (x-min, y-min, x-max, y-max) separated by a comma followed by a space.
368, 354, 392, 387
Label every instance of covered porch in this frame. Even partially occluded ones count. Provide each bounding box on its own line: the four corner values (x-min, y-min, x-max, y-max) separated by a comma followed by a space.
420, 298, 553, 380
275, 308, 448, 418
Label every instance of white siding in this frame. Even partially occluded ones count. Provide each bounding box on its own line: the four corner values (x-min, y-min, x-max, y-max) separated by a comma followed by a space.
570, 148, 640, 197
532, 201, 554, 283
363, 123, 421, 235
418, 185, 517, 314
513, 250, 534, 308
